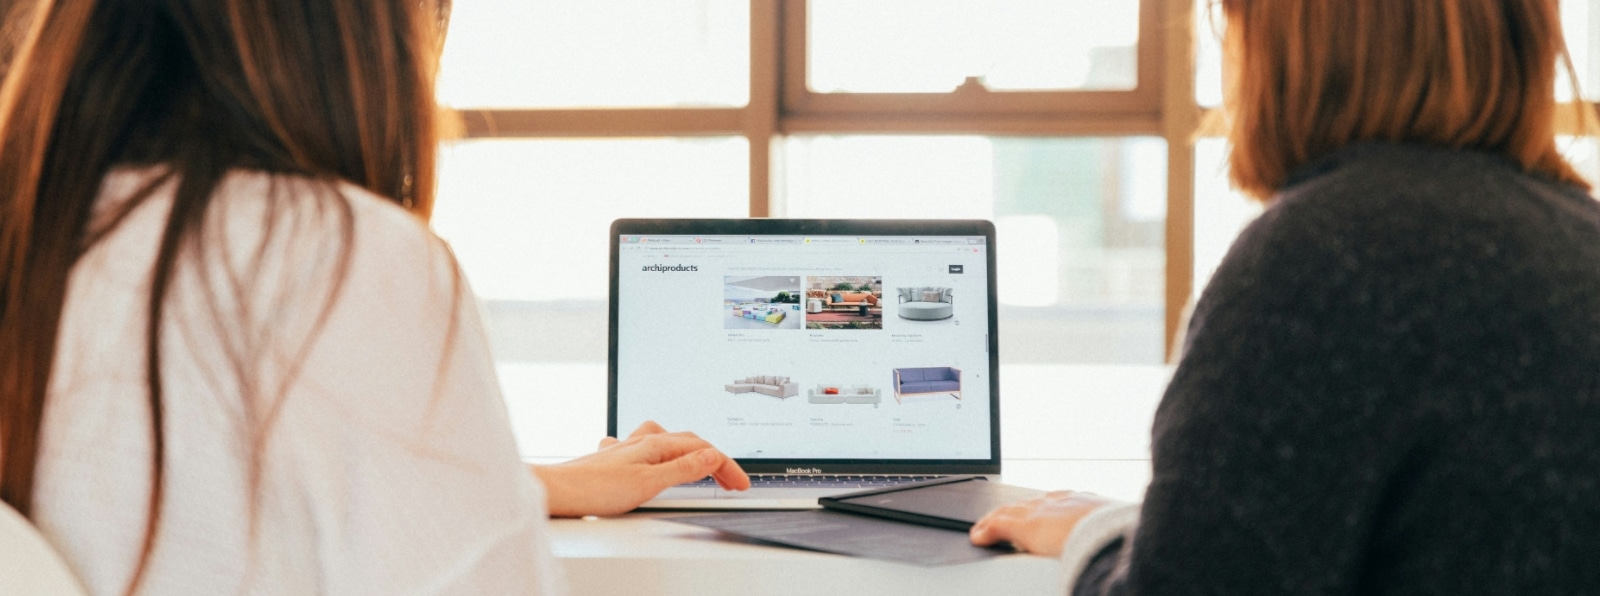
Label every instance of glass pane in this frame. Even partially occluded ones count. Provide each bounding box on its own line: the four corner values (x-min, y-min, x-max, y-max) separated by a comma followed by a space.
1195, 0, 1224, 107
437, 0, 750, 108
1192, 139, 1263, 302
1562, 0, 1600, 101
807, 0, 1141, 93
432, 138, 748, 364
781, 136, 1166, 364
1559, 136, 1600, 187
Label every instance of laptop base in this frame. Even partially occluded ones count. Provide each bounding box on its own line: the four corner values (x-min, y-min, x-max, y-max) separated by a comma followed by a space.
637, 474, 1002, 510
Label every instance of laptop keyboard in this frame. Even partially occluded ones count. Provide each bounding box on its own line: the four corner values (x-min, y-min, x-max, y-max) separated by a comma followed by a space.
682, 474, 942, 489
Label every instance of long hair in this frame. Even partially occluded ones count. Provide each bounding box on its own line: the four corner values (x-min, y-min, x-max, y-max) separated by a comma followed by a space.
1219, 0, 1592, 199
0, 0, 442, 589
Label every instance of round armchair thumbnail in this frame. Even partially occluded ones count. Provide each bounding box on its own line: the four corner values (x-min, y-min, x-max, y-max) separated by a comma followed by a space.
896, 287, 953, 321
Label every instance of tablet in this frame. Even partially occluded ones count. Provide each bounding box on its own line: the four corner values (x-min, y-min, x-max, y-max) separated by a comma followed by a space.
818, 475, 1048, 531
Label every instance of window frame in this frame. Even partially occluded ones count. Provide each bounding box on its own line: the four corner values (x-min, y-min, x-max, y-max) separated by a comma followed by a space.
447, 0, 1203, 360
780, 0, 1166, 118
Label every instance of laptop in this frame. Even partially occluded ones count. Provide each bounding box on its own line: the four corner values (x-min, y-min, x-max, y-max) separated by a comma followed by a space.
608, 219, 1000, 509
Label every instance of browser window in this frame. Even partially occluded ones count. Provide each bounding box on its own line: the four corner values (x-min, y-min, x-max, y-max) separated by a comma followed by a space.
614, 234, 993, 460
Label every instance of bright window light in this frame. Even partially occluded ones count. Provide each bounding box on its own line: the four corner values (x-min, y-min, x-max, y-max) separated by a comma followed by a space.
1561, 0, 1599, 101
432, 138, 748, 302
780, 136, 996, 219
808, 0, 1140, 93
996, 215, 1060, 307
437, 0, 749, 108
1192, 139, 1263, 296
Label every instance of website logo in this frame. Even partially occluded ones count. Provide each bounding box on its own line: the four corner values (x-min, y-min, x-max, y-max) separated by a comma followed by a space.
642, 264, 698, 273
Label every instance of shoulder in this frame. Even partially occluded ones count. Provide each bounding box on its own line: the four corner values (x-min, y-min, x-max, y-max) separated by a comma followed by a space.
168, 171, 468, 372
1220, 143, 1598, 286
201, 170, 458, 292
85, 167, 452, 291
1188, 142, 1600, 369
201, 172, 482, 423
207, 170, 438, 251
1265, 143, 1598, 241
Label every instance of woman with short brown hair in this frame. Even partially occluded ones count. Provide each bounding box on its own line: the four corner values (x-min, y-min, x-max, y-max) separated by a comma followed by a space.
973, 1, 1600, 593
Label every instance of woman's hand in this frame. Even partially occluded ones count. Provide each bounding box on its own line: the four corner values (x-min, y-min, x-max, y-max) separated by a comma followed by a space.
531, 421, 750, 517
969, 490, 1112, 556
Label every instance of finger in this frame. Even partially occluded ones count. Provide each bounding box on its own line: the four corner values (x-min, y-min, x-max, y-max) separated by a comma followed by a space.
626, 420, 669, 440
709, 454, 751, 491
969, 503, 1030, 545
969, 514, 1015, 547
598, 436, 620, 450
969, 508, 1002, 544
650, 448, 725, 490
629, 433, 745, 489
632, 433, 719, 463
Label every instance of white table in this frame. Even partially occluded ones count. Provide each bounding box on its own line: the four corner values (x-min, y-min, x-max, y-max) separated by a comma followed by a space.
550, 511, 1061, 596
517, 365, 1173, 596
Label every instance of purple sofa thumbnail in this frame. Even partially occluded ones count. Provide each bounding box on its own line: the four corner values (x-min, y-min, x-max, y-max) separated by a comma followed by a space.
891, 367, 962, 404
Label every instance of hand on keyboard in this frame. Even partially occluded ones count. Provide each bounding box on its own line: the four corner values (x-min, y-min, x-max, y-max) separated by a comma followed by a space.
531, 421, 751, 517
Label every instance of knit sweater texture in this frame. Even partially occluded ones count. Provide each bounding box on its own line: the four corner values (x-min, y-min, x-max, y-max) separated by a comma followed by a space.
1076, 142, 1600, 595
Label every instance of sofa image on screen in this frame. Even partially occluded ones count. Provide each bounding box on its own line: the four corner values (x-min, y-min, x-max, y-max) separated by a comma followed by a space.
807, 289, 881, 312
891, 367, 961, 404
732, 303, 787, 324
806, 384, 882, 405
725, 375, 799, 399
896, 287, 953, 321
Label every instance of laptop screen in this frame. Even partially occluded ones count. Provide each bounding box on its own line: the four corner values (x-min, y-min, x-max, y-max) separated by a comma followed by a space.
609, 219, 999, 475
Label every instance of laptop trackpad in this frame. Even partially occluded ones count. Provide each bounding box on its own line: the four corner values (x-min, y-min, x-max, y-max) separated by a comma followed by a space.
714, 487, 848, 499
653, 485, 717, 500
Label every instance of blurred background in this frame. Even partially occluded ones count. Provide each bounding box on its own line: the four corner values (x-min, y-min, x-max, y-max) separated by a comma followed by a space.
423, 0, 1600, 460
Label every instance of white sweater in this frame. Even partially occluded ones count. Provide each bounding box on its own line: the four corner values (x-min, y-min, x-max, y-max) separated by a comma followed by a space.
31, 169, 562, 595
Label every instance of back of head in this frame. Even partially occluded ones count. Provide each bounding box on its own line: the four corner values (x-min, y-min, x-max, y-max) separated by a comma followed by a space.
0, 0, 441, 214
1219, 0, 1591, 199
0, 0, 444, 588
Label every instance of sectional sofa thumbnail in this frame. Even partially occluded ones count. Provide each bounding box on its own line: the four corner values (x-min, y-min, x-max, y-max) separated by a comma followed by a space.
732, 304, 787, 324
725, 375, 799, 399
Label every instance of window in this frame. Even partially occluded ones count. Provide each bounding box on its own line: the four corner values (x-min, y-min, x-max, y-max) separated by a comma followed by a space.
781, 135, 1168, 362
432, 138, 748, 363
805, 0, 1142, 94
433, 0, 1192, 457
423, 1, 1595, 456
435, 0, 1189, 378
438, 0, 751, 108
1561, 0, 1600, 102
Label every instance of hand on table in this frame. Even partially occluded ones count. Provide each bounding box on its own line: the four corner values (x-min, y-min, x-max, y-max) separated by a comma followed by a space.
969, 490, 1113, 557
531, 421, 750, 517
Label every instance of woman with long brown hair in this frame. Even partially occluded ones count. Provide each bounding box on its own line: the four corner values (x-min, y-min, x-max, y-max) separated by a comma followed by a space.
0, 0, 745, 593
973, 1, 1600, 593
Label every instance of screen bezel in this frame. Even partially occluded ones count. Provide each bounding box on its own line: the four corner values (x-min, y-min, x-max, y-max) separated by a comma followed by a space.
607, 218, 1001, 475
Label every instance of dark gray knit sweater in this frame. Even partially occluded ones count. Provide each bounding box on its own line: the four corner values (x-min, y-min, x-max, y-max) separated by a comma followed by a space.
1077, 143, 1600, 595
